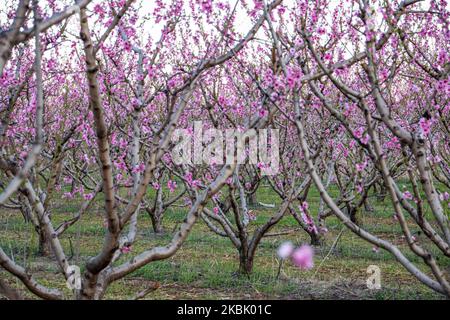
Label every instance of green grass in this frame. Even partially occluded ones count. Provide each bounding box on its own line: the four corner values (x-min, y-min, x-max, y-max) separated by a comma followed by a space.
0, 183, 448, 300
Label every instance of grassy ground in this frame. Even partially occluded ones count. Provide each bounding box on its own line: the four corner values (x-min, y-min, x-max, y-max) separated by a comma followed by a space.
0, 184, 448, 300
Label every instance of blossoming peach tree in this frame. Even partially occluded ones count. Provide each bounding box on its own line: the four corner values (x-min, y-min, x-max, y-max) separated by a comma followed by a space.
0, 0, 449, 299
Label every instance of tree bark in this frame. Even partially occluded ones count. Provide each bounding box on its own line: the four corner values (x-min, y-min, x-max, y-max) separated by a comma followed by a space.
238, 249, 254, 275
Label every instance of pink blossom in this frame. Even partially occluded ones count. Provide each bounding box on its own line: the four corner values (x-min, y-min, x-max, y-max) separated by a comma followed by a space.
152, 182, 160, 190
263, 69, 274, 86
403, 191, 413, 200
419, 117, 432, 135
356, 184, 363, 193
361, 134, 371, 145
121, 246, 132, 254
439, 192, 449, 201
114, 160, 127, 171
353, 127, 364, 139
277, 5, 286, 15
438, 49, 448, 65
199, 0, 213, 14
277, 241, 294, 260
301, 201, 309, 210
253, 0, 264, 11
94, 4, 105, 16
248, 210, 256, 221
185, 172, 200, 188
324, 52, 333, 62
285, 67, 302, 89
291, 245, 314, 270
63, 176, 73, 184
83, 193, 94, 201
299, 205, 318, 235
123, 41, 132, 52
132, 163, 145, 174
257, 162, 266, 169
63, 192, 74, 199
167, 180, 177, 193
356, 160, 367, 172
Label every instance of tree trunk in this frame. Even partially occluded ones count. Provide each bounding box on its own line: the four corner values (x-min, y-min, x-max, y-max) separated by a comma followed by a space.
238, 249, 254, 274
19, 194, 32, 223
150, 213, 164, 234
349, 207, 359, 225
78, 272, 107, 300
149, 187, 164, 234
364, 197, 374, 213
38, 227, 51, 256
309, 231, 322, 246
247, 192, 257, 207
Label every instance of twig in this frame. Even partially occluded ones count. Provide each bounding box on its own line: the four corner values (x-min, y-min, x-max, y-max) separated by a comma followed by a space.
312, 227, 345, 279
133, 282, 160, 300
